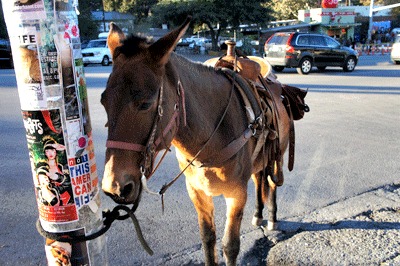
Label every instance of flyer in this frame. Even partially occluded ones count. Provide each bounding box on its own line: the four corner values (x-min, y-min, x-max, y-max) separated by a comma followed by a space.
22, 109, 78, 223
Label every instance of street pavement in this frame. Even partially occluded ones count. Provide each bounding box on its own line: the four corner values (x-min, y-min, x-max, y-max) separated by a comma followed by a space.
0, 52, 399, 265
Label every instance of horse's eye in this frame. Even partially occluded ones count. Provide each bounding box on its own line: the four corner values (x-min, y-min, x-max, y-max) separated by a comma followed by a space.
138, 102, 153, 111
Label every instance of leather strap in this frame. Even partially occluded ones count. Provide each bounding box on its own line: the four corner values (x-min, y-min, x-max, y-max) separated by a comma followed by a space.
106, 140, 146, 152
286, 98, 295, 172
201, 128, 253, 167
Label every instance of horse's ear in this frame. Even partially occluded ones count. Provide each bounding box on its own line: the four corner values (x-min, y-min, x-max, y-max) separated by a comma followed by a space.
107, 22, 126, 58
149, 16, 192, 66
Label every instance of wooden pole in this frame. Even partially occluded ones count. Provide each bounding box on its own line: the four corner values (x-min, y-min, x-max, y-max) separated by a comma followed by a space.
1, 1, 108, 265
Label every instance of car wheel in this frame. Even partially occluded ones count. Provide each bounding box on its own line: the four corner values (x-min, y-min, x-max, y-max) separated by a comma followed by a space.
297, 57, 312, 75
395, 61, 400, 65
343, 56, 356, 72
272, 66, 284, 72
101, 56, 110, 66
317, 66, 326, 71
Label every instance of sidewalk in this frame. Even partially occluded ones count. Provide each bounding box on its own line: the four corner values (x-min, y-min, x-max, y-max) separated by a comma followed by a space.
254, 183, 400, 265
163, 183, 400, 265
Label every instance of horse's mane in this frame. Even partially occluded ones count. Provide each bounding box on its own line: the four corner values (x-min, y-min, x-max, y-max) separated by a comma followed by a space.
172, 53, 216, 76
118, 34, 153, 57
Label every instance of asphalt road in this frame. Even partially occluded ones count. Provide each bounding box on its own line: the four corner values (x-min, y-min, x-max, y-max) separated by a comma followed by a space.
0, 53, 399, 265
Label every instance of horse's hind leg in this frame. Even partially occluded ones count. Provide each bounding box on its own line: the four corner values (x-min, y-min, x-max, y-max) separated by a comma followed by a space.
252, 167, 279, 230
251, 173, 264, 226
186, 181, 217, 266
223, 188, 247, 266
266, 175, 278, 230
267, 158, 285, 230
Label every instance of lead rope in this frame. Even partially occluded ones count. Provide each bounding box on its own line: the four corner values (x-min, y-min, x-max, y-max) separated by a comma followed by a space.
36, 204, 154, 255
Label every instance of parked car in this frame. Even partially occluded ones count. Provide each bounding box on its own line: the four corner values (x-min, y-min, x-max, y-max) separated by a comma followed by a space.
390, 34, 400, 65
0, 38, 13, 68
263, 32, 358, 74
81, 39, 112, 66
188, 38, 212, 49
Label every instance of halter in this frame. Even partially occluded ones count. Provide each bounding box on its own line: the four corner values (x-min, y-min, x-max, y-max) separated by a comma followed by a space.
106, 79, 186, 192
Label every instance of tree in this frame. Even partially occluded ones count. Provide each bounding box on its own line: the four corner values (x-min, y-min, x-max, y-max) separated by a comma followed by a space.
358, 0, 400, 17
268, 0, 319, 20
103, 0, 158, 20
152, 0, 273, 51
78, 0, 103, 41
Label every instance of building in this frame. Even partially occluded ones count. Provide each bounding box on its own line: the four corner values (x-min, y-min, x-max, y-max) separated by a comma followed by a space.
91, 11, 135, 36
298, 7, 361, 42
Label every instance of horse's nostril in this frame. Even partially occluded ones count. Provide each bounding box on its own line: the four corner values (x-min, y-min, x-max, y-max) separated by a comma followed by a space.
120, 182, 134, 198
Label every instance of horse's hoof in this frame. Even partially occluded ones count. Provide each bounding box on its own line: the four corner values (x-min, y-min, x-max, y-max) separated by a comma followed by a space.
252, 216, 263, 227
267, 221, 277, 231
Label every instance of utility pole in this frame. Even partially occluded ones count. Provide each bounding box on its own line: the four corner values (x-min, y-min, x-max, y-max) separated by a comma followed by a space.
368, 0, 400, 41
1, 1, 108, 265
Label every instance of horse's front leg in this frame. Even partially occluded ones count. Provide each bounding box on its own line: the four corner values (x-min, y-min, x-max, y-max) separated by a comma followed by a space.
223, 188, 247, 266
186, 180, 217, 266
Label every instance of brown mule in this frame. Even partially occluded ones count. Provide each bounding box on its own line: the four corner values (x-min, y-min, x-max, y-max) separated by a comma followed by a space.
101, 17, 301, 265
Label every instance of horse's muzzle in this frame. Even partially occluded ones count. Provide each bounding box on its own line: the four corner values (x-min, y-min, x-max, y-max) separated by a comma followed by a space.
102, 175, 142, 205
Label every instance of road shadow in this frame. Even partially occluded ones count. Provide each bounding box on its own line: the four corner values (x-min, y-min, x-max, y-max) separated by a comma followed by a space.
274, 67, 399, 78
287, 83, 400, 95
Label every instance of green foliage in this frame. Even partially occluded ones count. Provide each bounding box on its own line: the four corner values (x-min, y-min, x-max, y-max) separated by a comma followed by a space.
358, 0, 400, 17
267, 0, 319, 20
78, 0, 102, 41
103, 0, 157, 20
151, 0, 273, 50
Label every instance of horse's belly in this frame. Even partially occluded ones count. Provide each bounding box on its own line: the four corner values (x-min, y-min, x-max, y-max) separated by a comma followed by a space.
185, 168, 226, 197
176, 150, 229, 196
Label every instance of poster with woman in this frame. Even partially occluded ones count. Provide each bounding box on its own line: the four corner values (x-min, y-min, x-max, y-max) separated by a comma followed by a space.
22, 109, 78, 223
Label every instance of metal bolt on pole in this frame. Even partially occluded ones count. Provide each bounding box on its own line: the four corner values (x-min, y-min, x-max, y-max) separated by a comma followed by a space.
1, 0, 108, 265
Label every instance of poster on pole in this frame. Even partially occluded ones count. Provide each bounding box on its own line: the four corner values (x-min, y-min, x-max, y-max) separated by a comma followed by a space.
22, 109, 79, 223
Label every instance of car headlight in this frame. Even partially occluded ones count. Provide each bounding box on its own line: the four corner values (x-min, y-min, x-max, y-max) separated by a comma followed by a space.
94, 51, 101, 56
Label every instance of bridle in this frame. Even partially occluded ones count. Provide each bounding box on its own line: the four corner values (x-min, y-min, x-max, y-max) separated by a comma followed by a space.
104, 67, 250, 206
106, 79, 186, 193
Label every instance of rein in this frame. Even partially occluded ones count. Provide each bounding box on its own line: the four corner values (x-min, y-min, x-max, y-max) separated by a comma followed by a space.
36, 204, 154, 255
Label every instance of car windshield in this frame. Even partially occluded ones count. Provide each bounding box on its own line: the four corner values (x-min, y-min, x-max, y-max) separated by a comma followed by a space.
86, 40, 106, 48
268, 34, 290, 45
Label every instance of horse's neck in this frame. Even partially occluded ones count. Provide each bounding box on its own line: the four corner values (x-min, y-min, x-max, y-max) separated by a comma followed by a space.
169, 54, 237, 159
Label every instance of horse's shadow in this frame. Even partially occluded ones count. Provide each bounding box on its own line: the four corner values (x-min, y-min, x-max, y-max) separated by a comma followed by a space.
241, 208, 400, 265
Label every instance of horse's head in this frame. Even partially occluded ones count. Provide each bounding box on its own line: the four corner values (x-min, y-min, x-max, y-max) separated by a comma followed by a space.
101, 18, 191, 205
